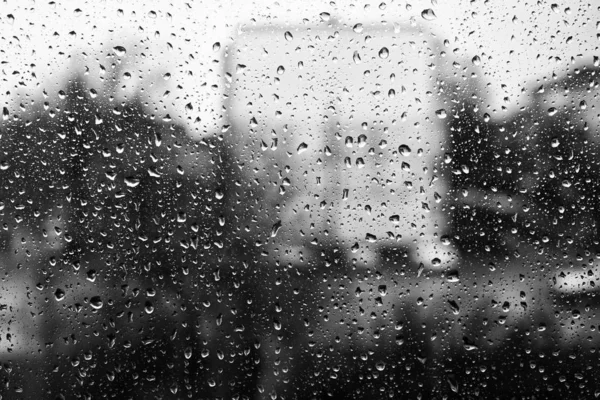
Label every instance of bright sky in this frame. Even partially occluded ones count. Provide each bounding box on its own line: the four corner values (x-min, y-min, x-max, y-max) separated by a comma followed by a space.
0, 0, 597, 138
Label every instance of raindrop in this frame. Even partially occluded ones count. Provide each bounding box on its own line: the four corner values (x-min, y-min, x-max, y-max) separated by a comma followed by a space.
90, 296, 103, 310
184, 347, 192, 359
378, 47, 389, 59
144, 301, 154, 314
277, 65, 285, 75
54, 288, 65, 301
353, 23, 363, 33
86, 270, 97, 282
319, 12, 331, 22
212, 42, 221, 52
435, 109, 447, 119
271, 221, 282, 237
398, 144, 411, 156
124, 177, 140, 187
421, 9, 437, 20
297, 142, 308, 154
284, 31, 293, 41
113, 46, 127, 57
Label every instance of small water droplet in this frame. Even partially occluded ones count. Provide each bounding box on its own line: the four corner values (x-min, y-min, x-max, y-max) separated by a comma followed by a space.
284, 31, 293, 41
277, 65, 285, 75
435, 109, 447, 119
353, 23, 363, 33
548, 107, 557, 116
212, 42, 221, 52
378, 47, 389, 59
353, 51, 362, 64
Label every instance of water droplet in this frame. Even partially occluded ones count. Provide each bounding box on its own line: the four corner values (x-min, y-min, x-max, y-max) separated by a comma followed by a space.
319, 12, 331, 22
144, 301, 154, 314
86, 270, 97, 282
277, 65, 285, 75
212, 42, 221, 52
421, 9, 437, 20
435, 109, 447, 119
271, 221, 282, 237
446, 270, 460, 282
551, 138, 560, 148
284, 31, 293, 41
472, 55, 481, 66
184, 347, 192, 359
113, 46, 127, 57
398, 144, 411, 156
90, 296, 103, 310
2, 107, 9, 121
378, 47, 389, 59
124, 177, 140, 187
54, 288, 65, 301
353, 23, 363, 33
353, 51, 362, 64
448, 300, 460, 314
297, 142, 308, 154
548, 107, 557, 116
375, 361, 386, 371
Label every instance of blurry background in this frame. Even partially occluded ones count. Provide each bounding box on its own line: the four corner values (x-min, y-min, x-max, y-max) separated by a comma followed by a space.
1, 0, 600, 399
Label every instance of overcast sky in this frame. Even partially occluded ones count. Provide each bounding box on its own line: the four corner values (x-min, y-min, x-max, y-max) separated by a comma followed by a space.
1, 0, 597, 138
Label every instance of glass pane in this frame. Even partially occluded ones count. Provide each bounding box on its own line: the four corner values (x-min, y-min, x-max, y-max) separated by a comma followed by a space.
1, 1, 599, 399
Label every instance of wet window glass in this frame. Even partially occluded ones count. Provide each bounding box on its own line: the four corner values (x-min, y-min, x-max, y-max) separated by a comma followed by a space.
1, 1, 600, 399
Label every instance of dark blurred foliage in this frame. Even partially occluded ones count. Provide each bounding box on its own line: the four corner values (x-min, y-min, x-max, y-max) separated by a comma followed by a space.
1, 64, 600, 400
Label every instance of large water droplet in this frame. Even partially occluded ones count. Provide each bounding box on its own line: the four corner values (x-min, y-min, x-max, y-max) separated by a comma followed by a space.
378, 47, 389, 59
421, 9, 437, 20
113, 46, 127, 57
398, 144, 411, 156
90, 296, 103, 310
297, 142, 308, 154
54, 288, 65, 301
